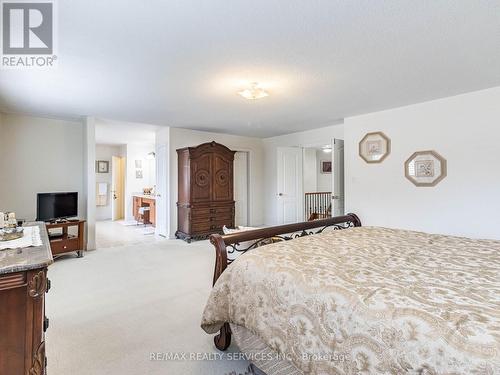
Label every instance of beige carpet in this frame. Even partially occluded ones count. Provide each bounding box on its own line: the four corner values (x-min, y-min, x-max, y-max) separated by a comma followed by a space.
46, 229, 250, 374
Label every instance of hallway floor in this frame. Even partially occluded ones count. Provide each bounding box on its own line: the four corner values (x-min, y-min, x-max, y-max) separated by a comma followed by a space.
96, 220, 158, 249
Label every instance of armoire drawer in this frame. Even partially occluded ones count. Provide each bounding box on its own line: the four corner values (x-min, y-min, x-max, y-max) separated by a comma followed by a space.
191, 222, 221, 233
191, 213, 233, 223
191, 206, 233, 218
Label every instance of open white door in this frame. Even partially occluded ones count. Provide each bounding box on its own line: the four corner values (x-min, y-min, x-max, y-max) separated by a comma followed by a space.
234, 151, 249, 226
155, 145, 168, 237
277, 147, 303, 224
331, 139, 345, 216
111, 156, 124, 220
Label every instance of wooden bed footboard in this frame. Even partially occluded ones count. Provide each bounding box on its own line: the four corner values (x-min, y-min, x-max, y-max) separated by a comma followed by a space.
208, 213, 362, 350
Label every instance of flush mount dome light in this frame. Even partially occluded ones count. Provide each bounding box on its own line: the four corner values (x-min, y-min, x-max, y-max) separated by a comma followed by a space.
322, 145, 332, 153
238, 82, 269, 100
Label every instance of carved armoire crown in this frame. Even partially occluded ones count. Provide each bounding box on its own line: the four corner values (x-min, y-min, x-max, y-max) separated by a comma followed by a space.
176, 141, 235, 242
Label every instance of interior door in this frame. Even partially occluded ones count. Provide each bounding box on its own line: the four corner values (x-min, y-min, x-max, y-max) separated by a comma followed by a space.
111, 156, 124, 220
332, 139, 345, 216
233, 151, 248, 226
277, 147, 303, 224
155, 145, 168, 237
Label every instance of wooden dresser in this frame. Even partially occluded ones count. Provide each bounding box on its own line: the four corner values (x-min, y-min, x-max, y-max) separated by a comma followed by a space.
0, 222, 52, 375
176, 141, 235, 242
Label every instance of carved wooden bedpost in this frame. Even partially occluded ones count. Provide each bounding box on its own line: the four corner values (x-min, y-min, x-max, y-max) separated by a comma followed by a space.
208, 213, 362, 351
209, 234, 232, 350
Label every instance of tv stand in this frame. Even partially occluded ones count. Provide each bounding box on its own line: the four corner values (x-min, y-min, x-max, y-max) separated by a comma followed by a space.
45, 220, 86, 258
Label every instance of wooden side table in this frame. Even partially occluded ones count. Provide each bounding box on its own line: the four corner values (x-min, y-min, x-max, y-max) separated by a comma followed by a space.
45, 220, 86, 257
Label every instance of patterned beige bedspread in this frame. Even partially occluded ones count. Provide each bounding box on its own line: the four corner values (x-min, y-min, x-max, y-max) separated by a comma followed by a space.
201, 227, 500, 375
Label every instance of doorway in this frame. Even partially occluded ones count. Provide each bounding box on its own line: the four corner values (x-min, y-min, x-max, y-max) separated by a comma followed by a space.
276, 139, 345, 224
95, 143, 158, 248
111, 155, 125, 221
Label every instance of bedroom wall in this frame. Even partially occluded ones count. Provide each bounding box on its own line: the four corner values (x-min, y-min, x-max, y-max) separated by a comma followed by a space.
262, 123, 344, 225
0, 113, 85, 222
344, 86, 500, 240
166, 127, 265, 238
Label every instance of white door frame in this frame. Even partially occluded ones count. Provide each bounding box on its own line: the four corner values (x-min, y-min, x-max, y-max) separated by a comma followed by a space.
234, 151, 250, 227
331, 138, 345, 216
155, 144, 169, 238
230, 147, 253, 227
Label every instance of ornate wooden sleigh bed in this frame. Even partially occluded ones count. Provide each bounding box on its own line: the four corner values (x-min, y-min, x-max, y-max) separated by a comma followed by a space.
208, 213, 362, 351
203, 213, 500, 375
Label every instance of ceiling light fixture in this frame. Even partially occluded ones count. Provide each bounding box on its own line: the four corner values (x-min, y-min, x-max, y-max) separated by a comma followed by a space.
322, 145, 332, 153
238, 82, 269, 100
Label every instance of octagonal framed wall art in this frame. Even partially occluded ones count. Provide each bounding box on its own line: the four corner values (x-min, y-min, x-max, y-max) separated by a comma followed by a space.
359, 132, 391, 163
404, 150, 447, 187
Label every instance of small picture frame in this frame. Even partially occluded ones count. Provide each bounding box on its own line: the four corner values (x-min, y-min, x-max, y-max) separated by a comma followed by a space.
135, 160, 142, 169
359, 132, 391, 163
320, 160, 332, 174
405, 150, 447, 187
96, 160, 109, 173
136, 170, 143, 179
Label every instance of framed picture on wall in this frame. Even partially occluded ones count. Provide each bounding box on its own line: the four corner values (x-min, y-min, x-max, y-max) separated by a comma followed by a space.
95, 160, 109, 173
136, 170, 143, 179
135, 160, 142, 168
320, 160, 332, 174
405, 150, 447, 187
359, 131, 391, 163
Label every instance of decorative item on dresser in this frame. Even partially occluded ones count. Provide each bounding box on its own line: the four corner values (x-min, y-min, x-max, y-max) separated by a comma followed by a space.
0, 222, 52, 375
176, 141, 236, 243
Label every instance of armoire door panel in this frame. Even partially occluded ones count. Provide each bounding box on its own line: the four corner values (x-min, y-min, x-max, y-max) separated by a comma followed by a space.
191, 153, 212, 202
213, 154, 233, 201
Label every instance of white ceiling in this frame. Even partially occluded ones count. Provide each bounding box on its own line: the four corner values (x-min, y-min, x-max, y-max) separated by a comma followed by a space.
1, 1, 499, 138
95, 119, 158, 145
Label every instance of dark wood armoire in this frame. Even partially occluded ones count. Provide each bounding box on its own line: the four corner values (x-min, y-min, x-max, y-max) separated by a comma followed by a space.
176, 141, 235, 242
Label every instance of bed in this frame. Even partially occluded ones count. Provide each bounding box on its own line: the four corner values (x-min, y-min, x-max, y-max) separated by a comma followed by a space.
201, 214, 500, 374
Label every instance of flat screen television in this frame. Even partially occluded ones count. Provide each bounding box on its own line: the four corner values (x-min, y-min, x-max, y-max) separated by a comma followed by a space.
36, 192, 78, 222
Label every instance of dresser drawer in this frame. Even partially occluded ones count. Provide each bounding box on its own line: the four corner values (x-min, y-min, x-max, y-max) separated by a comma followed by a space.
192, 212, 233, 223
50, 238, 80, 255
192, 221, 219, 233
192, 206, 233, 218
191, 218, 233, 233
